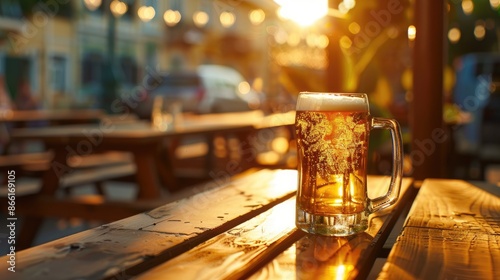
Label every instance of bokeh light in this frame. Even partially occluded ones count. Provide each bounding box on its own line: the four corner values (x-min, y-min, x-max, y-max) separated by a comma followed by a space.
164, 9, 181, 26
407, 25, 416, 41
220, 11, 235, 28
340, 36, 353, 49
348, 22, 361, 34
462, 0, 474, 15
138, 6, 155, 22
193, 11, 209, 27
276, 0, 328, 27
448, 27, 461, 43
238, 81, 251, 95
249, 9, 265, 25
83, 0, 101, 11
110, 0, 127, 17
491, 0, 500, 9
474, 21, 486, 40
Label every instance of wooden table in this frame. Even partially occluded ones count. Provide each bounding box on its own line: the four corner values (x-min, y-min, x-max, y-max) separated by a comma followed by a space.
0, 109, 105, 155
0, 109, 105, 125
0, 169, 415, 279
10, 110, 295, 196
379, 179, 500, 279
9, 112, 294, 249
10, 121, 261, 194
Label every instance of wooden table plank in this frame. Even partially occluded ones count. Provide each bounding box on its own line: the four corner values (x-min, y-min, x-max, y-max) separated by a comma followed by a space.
135, 198, 301, 280
380, 227, 500, 280
0, 169, 297, 280
247, 177, 415, 280
379, 179, 500, 280
135, 177, 414, 280
0, 109, 104, 124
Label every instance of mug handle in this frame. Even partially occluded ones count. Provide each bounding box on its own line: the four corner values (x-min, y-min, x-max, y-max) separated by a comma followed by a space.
368, 117, 404, 213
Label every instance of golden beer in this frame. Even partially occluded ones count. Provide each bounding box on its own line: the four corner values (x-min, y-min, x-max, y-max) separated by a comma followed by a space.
295, 92, 403, 236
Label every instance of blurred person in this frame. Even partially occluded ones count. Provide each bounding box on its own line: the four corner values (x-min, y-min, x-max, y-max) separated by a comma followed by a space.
15, 79, 39, 111
11, 79, 43, 154
0, 76, 12, 110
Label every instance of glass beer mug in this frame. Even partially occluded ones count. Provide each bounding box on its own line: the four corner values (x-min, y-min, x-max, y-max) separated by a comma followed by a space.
295, 92, 403, 236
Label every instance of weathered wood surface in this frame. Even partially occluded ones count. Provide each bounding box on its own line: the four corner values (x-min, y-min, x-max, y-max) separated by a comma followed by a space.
379, 179, 500, 280
136, 177, 414, 280
136, 198, 301, 280
0, 169, 298, 280
247, 177, 415, 280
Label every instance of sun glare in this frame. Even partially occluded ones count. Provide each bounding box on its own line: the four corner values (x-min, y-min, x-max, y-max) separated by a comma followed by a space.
275, 0, 328, 27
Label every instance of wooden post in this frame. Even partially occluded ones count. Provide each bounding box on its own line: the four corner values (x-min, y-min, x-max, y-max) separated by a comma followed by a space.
411, 0, 446, 180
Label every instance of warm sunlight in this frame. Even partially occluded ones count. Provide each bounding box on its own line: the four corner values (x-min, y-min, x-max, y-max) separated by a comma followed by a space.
275, 0, 328, 27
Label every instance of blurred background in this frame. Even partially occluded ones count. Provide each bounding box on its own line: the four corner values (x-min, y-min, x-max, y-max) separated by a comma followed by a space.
0, 1, 499, 177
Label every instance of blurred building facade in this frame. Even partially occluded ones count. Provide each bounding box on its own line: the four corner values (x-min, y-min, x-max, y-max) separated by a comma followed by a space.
0, 0, 288, 110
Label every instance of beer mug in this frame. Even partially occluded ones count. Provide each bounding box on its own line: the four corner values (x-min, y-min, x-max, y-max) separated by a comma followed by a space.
295, 92, 403, 236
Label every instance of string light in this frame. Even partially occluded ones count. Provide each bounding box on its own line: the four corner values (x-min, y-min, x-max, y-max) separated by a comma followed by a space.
193, 11, 209, 27
220, 11, 235, 28
474, 21, 486, 40
249, 9, 265, 25
490, 0, 500, 9
408, 25, 416, 41
138, 6, 155, 22
448, 27, 461, 43
164, 9, 181, 26
110, 0, 127, 17
462, 0, 474, 15
83, 0, 102, 11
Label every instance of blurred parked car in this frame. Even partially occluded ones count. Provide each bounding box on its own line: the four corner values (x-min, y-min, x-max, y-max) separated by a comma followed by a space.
129, 65, 262, 118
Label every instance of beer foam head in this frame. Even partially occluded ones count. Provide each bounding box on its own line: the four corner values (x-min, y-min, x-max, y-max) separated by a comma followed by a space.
296, 92, 368, 112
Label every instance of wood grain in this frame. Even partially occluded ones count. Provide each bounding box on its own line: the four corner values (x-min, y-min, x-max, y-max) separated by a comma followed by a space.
379, 179, 500, 280
135, 198, 300, 280
0, 169, 297, 280
247, 177, 415, 280
134, 177, 414, 280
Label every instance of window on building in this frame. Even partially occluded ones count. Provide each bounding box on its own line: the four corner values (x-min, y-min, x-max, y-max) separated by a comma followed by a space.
82, 52, 103, 85
51, 55, 67, 92
0, 0, 22, 18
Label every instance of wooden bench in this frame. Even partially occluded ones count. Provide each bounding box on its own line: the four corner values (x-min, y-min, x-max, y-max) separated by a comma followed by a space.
0, 156, 139, 252
0, 152, 51, 177
0, 152, 138, 245
0, 152, 135, 196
